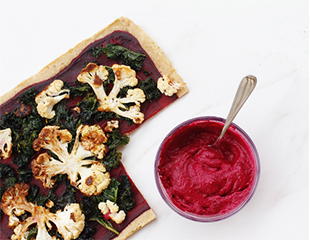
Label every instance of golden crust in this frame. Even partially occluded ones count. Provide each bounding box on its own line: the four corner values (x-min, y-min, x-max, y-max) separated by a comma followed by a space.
113, 209, 156, 240
0, 17, 188, 105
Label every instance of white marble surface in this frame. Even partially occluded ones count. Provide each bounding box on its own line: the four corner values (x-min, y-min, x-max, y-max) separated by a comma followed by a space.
0, 0, 308, 239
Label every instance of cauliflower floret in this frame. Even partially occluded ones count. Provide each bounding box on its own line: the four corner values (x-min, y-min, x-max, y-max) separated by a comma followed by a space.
0, 183, 85, 240
110, 211, 126, 224
0, 128, 13, 159
157, 75, 186, 96
98, 200, 126, 224
77, 63, 109, 101
104, 120, 119, 132
80, 124, 108, 159
31, 124, 110, 196
35, 79, 70, 119
77, 63, 146, 124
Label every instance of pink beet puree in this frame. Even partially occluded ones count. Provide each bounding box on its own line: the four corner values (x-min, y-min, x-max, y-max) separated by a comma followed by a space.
157, 119, 257, 216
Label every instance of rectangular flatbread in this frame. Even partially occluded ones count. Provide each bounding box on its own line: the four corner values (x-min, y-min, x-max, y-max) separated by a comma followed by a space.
0, 17, 188, 240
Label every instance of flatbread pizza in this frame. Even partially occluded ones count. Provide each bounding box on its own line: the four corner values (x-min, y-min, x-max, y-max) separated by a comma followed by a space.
0, 17, 188, 240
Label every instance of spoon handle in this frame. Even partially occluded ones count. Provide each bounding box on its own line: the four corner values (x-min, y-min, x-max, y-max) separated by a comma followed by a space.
216, 75, 257, 143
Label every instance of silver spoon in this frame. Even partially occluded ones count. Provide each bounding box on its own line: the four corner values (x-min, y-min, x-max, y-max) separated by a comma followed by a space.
209, 75, 257, 147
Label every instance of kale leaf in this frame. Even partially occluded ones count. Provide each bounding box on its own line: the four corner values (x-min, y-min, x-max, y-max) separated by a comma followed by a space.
90, 44, 146, 71
0, 89, 45, 170
18, 88, 39, 107
81, 195, 119, 235
138, 77, 162, 101
102, 129, 129, 171
81, 175, 134, 235
64, 80, 93, 98
117, 175, 134, 213
0, 164, 17, 216
96, 178, 120, 203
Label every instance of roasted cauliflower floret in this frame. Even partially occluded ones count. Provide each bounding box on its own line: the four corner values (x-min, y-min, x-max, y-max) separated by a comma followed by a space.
98, 200, 126, 224
35, 79, 70, 119
0, 183, 85, 240
76, 63, 109, 101
31, 124, 110, 196
0, 128, 13, 159
157, 75, 186, 96
77, 63, 146, 124
104, 120, 119, 132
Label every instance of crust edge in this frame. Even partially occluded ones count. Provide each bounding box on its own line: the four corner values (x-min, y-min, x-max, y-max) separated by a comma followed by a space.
113, 209, 156, 240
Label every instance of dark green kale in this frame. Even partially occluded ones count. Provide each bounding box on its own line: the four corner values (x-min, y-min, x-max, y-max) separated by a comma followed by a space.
90, 44, 146, 71
11, 113, 44, 169
81, 195, 119, 235
107, 128, 130, 150
0, 111, 22, 143
26, 184, 49, 206
102, 148, 122, 172
138, 77, 162, 101
76, 94, 121, 125
95, 176, 134, 213
143, 69, 152, 76
77, 96, 101, 124
16, 167, 32, 183
0, 163, 15, 179
117, 175, 134, 213
18, 88, 39, 107
81, 176, 134, 235
17, 114, 44, 155
48, 184, 77, 213
0, 164, 17, 216
90, 46, 105, 58
64, 80, 93, 98
0, 89, 45, 170
26, 227, 38, 240
76, 222, 96, 240
26, 175, 77, 211
47, 100, 81, 139
96, 178, 120, 203
102, 129, 129, 171
0, 164, 34, 215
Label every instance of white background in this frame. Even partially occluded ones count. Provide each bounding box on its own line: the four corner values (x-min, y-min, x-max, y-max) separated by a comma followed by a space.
0, 1, 308, 240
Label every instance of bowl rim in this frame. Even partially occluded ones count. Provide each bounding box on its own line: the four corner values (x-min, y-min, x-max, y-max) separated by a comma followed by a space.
154, 116, 260, 222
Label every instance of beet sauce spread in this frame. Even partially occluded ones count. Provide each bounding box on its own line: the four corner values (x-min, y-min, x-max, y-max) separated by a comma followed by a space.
157, 119, 256, 216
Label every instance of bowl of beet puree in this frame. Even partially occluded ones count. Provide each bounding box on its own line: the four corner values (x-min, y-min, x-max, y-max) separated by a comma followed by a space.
155, 116, 260, 222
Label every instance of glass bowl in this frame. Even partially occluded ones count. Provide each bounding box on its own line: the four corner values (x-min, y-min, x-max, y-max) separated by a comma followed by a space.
154, 116, 260, 222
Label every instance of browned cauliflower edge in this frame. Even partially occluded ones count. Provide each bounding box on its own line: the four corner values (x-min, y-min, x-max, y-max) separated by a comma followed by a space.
77, 63, 146, 124
0, 128, 13, 159
157, 75, 187, 97
31, 124, 110, 196
35, 79, 70, 119
0, 183, 85, 240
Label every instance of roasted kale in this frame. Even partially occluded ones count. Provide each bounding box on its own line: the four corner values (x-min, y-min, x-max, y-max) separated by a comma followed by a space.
0, 89, 44, 170
90, 44, 146, 71
0, 164, 17, 216
64, 80, 93, 98
117, 175, 134, 213
138, 77, 162, 100
81, 176, 134, 235
48, 175, 77, 212
26, 184, 49, 206
18, 88, 39, 107
81, 195, 119, 235
102, 129, 129, 171
0, 164, 33, 210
